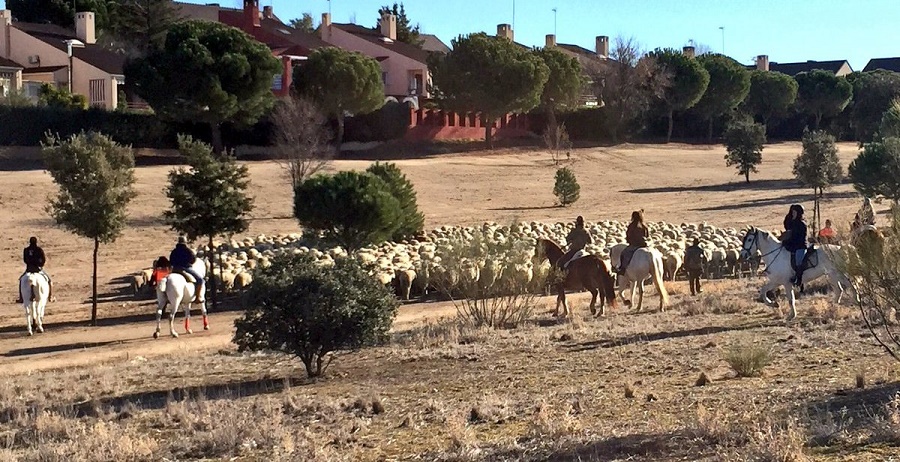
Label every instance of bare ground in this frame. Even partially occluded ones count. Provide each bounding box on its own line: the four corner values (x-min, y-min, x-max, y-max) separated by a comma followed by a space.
0, 142, 896, 460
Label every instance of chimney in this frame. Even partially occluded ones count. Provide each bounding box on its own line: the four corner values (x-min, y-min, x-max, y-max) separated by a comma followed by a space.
380, 13, 397, 40
262, 6, 273, 19
497, 24, 514, 41
243, 0, 260, 27
545, 34, 556, 48
0, 10, 11, 58
321, 12, 331, 40
75, 12, 96, 45
757, 54, 769, 71
682, 46, 695, 58
595, 36, 609, 58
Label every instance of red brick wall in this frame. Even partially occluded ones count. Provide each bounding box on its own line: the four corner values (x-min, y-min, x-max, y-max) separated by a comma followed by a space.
403, 108, 533, 141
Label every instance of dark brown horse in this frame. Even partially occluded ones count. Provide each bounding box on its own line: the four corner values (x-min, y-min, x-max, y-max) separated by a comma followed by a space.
535, 238, 617, 317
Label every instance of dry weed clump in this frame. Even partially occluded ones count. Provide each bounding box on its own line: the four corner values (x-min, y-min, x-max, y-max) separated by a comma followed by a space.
724, 343, 772, 378
528, 400, 583, 439
731, 420, 810, 462
867, 392, 900, 445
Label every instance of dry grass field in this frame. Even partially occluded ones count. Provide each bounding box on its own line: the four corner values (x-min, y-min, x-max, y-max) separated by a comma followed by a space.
0, 141, 897, 461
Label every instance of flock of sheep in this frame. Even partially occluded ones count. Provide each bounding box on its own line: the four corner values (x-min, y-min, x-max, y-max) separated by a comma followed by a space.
130, 220, 760, 301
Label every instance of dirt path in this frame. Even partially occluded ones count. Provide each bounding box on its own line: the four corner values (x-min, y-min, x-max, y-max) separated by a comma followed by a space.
0, 298, 483, 374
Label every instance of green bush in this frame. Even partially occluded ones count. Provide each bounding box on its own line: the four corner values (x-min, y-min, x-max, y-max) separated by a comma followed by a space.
881, 98, 900, 139
849, 137, 900, 201
553, 167, 580, 206
724, 116, 767, 183
39, 83, 87, 110
294, 171, 402, 251
233, 253, 398, 378
365, 161, 424, 241
724, 343, 772, 377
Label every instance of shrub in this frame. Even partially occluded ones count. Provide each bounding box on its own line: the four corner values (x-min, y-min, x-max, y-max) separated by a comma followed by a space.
849, 137, 900, 201
39, 83, 87, 110
724, 343, 772, 377
881, 98, 900, 139
553, 167, 580, 206
293, 171, 402, 252
429, 228, 536, 328
543, 122, 571, 165
233, 253, 399, 378
365, 161, 424, 241
724, 116, 767, 183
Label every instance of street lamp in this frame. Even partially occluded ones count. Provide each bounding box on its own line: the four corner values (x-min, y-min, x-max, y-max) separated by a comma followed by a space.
65, 38, 84, 94
719, 26, 725, 55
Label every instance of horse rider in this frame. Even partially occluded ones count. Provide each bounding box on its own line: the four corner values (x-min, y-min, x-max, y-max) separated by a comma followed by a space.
618, 210, 649, 275
18, 237, 52, 303
782, 204, 809, 289
559, 216, 592, 269
150, 256, 171, 289
169, 236, 204, 303
684, 238, 706, 296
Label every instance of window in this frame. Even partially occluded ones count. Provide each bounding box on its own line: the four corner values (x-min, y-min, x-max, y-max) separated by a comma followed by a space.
89, 78, 106, 107
272, 74, 283, 91
24, 82, 41, 99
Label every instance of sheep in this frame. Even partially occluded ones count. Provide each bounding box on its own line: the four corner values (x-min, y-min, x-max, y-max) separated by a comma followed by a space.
663, 252, 683, 282
394, 268, 417, 300
234, 271, 253, 292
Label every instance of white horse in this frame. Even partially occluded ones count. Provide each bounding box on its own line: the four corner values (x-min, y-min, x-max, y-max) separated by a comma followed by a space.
154, 258, 208, 339
19, 273, 49, 335
739, 227, 857, 320
610, 244, 669, 312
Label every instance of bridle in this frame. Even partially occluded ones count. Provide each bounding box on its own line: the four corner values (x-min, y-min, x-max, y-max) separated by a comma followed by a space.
740, 227, 782, 262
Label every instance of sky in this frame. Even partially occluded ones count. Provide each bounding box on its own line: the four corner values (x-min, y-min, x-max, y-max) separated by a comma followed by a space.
3, 0, 898, 70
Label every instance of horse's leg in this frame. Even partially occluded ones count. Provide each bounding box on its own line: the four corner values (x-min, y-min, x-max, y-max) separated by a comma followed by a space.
184, 299, 193, 334
35, 298, 45, 334
637, 279, 645, 312
201, 299, 209, 330
758, 279, 779, 305
24, 301, 32, 336
785, 284, 797, 321
169, 295, 180, 338
589, 287, 600, 317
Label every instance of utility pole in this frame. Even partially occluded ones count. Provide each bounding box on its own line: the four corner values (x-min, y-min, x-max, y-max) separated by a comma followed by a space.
512, 0, 516, 33
719, 26, 725, 55
553, 8, 557, 37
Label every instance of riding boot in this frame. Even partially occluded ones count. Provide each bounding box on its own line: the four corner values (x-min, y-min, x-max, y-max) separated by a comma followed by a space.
193, 284, 203, 304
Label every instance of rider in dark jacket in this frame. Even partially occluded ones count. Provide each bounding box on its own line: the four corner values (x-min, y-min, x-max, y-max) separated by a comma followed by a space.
19, 237, 52, 303
783, 204, 809, 287
560, 216, 592, 269
169, 236, 203, 303
619, 210, 650, 275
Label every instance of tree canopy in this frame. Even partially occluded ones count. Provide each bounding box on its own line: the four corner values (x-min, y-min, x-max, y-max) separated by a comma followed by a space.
106, 0, 182, 55
365, 162, 424, 241
845, 71, 900, 141
724, 116, 766, 183
42, 131, 135, 324
849, 137, 900, 202
794, 130, 843, 231
8, 0, 111, 30
646, 48, 710, 142
691, 54, 751, 142
534, 46, 584, 121
125, 20, 280, 152
741, 70, 798, 130
289, 13, 315, 33
795, 69, 853, 130
375, 3, 422, 47
429, 32, 549, 147
294, 171, 402, 252
292, 47, 385, 146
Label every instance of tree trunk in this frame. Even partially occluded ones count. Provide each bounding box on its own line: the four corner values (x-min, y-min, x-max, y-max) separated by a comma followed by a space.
210, 122, 224, 154
208, 235, 218, 313
484, 115, 494, 149
666, 109, 674, 143
814, 113, 822, 130
745, 170, 750, 183
336, 113, 345, 148
91, 237, 99, 326
707, 118, 714, 144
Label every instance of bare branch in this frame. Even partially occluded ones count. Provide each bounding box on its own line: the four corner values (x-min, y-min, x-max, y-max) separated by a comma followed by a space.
270, 97, 335, 190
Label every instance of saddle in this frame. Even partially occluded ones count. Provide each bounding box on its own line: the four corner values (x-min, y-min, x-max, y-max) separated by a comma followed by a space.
798, 245, 819, 272
563, 250, 588, 269
173, 270, 198, 284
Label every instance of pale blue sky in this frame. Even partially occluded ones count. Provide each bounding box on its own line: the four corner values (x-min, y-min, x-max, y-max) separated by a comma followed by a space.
5, 0, 898, 70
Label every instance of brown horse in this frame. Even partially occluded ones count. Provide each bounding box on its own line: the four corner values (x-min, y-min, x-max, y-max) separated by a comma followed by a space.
535, 238, 617, 317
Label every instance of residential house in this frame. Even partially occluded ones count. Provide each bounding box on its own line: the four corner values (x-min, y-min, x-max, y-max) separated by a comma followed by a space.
863, 57, 900, 73
320, 12, 443, 102
175, 0, 331, 96
544, 33, 612, 106
751, 55, 853, 76
0, 56, 22, 96
0, 10, 125, 109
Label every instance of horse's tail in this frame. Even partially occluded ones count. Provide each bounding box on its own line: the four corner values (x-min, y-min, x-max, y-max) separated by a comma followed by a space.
593, 257, 617, 307
651, 254, 669, 307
